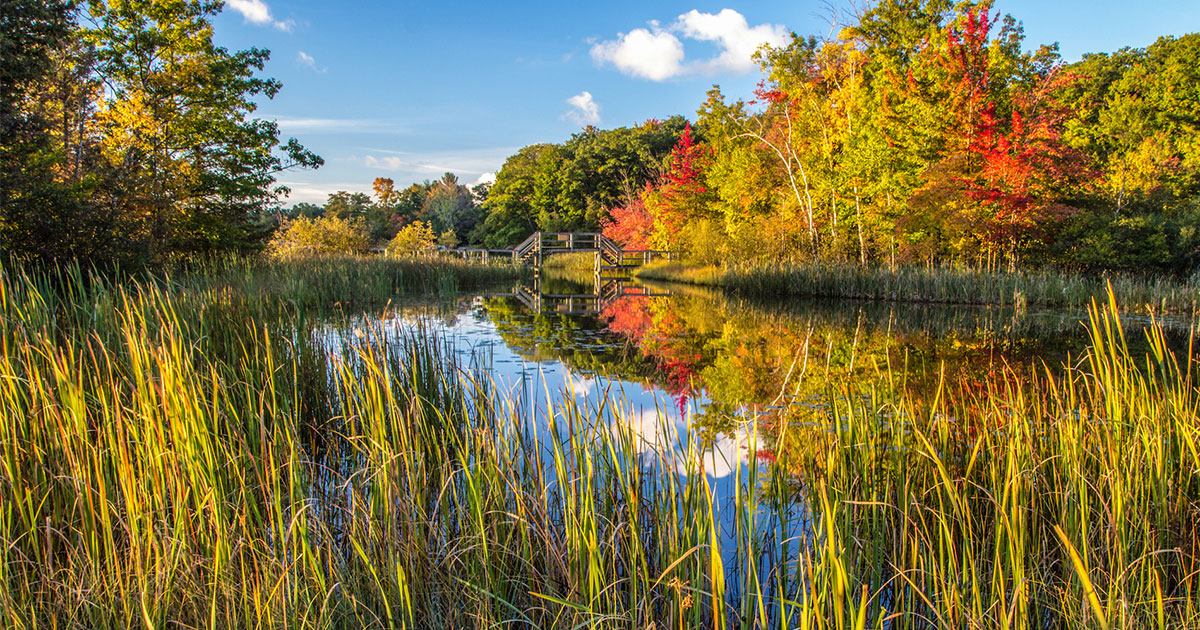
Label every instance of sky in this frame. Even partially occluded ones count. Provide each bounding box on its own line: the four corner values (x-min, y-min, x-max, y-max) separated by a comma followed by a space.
210, 0, 1200, 205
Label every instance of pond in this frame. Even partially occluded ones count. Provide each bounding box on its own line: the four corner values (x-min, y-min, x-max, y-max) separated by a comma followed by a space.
345, 270, 1185, 474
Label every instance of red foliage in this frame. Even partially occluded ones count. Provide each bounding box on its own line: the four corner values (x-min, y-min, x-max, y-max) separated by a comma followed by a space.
934, 4, 1088, 251
648, 123, 712, 245
751, 80, 789, 105
663, 123, 709, 194
600, 295, 653, 343
963, 70, 1088, 246
945, 5, 996, 107
601, 195, 654, 250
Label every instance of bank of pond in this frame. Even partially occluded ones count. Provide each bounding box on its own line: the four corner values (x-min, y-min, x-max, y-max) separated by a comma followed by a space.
0, 256, 1198, 628
637, 260, 1200, 315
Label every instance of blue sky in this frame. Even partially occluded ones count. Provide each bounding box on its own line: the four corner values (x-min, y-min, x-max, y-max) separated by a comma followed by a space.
211, 0, 1200, 205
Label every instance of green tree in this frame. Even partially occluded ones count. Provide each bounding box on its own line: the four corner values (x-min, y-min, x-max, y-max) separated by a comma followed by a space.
289, 202, 324, 218
437, 229, 460, 249
325, 191, 373, 220
0, 0, 87, 261
421, 173, 482, 238
480, 118, 688, 247
80, 0, 321, 262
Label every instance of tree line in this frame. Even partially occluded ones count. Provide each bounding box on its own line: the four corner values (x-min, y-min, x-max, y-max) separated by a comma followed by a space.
273, 118, 692, 255
279, 173, 486, 250
494, 1, 1200, 273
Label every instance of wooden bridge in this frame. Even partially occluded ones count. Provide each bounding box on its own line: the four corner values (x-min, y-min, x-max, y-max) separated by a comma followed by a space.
455, 232, 677, 275
503, 277, 672, 316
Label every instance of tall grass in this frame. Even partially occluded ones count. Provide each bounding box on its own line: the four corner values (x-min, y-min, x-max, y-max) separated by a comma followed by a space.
0, 260, 1197, 627
541, 251, 598, 275
638, 261, 1200, 314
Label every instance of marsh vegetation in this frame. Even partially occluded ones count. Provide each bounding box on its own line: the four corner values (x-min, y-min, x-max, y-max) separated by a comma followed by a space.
1, 260, 1197, 628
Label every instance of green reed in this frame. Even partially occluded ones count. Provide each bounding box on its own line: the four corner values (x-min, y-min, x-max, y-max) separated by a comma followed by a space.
0, 259, 1197, 628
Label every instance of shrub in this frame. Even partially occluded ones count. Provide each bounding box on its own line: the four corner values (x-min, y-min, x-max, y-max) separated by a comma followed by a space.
437, 229, 460, 249
388, 221, 437, 257
268, 216, 371, 259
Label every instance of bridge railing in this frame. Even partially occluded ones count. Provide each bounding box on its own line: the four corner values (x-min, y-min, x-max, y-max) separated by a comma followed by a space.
615, 249, 678, 265
450, 231, 678, 268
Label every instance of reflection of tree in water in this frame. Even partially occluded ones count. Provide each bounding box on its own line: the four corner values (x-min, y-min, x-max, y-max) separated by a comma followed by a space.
481, 296, 659, 382
487, 278, 1186, 429
601, 294, 705, 415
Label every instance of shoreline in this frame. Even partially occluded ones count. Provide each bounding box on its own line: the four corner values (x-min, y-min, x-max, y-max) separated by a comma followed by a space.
634, 261, 1200, 314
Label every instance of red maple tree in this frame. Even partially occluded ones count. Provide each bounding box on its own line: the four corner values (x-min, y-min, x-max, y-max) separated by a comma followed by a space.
601, 194, 654, 250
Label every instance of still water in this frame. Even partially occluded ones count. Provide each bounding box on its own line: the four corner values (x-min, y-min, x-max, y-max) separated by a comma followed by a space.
317, 270, 1194, 604
330, 271, 1187, 484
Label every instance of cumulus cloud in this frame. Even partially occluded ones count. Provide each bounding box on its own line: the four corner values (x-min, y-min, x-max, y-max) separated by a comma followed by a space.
590, 26, 685, 81
565, 91, 601, 126
226, 0, 294, 31
590, 9, 787, 81
472, 172, 497, 187
675, 9, 789, 74
296, 51, 325, 73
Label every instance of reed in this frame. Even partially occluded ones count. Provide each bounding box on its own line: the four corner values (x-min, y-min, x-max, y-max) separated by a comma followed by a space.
0, 260, 1197, 628
637, 261, 1200, 314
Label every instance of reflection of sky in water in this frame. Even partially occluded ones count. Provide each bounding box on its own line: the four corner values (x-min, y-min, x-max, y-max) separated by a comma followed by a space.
319, 300, 785, 580
365, 307, 758, 482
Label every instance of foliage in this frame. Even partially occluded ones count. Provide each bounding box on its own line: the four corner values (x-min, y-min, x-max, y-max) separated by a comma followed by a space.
0, 0, 320, 266
268, 215, 370, 259
422, 173, 482, 237
480, 118, 689, 247
466, 3, 1199, 275
600, 194, 654, 250
282, 173, 487, 249
437, 229, 460, 249
388, 220, 437, 257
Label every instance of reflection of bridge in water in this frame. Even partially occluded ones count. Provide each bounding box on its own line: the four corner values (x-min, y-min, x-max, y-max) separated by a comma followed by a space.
456, 232, 677, 277
500, 277, 671, 317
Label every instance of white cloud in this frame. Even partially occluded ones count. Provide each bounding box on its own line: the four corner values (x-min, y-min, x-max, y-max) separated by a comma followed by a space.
226, 0, 293, 31
472, 172, 497, 187
590, 26, 685, 81
359, 147, 515, 179
591, 9, 788, 81
272, 117, 407, 134
675, 9, 789, 74
277, 181, 369, 205
564, 91, 601, 126
296, 51, 325, 73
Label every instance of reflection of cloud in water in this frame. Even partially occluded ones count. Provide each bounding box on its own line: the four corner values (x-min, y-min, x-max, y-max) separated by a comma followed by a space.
613, 406, 752, 480
319, 307, 757, 480
565, 371, 594, 398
